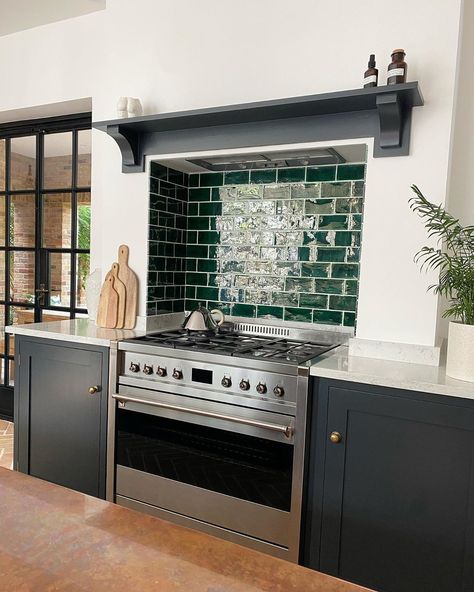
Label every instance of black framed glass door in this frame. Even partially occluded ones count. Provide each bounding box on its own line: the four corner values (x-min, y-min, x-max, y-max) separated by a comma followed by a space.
0, 113, 92, 417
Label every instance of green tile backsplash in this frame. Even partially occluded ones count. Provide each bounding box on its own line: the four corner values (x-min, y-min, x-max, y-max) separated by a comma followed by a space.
148, 160, 366, 327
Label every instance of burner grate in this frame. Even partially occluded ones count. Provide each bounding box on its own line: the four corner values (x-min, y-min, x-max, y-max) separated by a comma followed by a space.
128, 329, 338, 365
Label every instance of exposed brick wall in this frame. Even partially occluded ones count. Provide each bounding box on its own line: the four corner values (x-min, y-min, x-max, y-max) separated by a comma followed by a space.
0, 146, 91, 321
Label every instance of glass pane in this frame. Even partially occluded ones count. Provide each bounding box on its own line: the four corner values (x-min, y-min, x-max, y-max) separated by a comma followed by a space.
10, 194, 35, 247
0, 305, 4, 355
49, 252, 71, 307
10, 251, 35, 303
76, 253, 90, 308
77, 129, 91, 187
0, 139, 5, 191
9, 359, 14, 386
10, 136, 36, 190
43, 132, 72, 189
117, 409, 294, 511
7, 305, 35, 356
0, 252, 5, 300
77, 192, 91, 249
41, 309, 71, 322
42, 193, 71, 248
0, 196, 5, 246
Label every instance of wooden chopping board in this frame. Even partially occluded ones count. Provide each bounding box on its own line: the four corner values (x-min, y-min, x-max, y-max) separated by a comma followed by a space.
111, 262, 126, 329
117, 244, 138, 329
96, 272, 119, 329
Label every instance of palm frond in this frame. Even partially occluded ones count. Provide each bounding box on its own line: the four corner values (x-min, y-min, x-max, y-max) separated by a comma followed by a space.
410, 186, 474, 325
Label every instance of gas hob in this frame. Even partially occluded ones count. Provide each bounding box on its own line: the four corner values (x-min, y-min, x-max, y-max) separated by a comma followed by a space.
126, 328, 338, 365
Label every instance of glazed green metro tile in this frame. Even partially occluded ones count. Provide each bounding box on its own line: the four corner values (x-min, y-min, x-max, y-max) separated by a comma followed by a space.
306, 166, 336, 182
200, 172, 224, 187
148, 163, 366, 326
284, 307, 313, 322
301, 262, 330, 277
232, 303, 256, 317
189, 187, 211, 202
331, 264, 359, 279
257, 305, 284, 319
329, 295, 357, 311
313, 309, 343, 325
299, 293, 329, 308
336, 164, 365, 181
277, 167, 305, 183
250, 169, 277, 184
225, 170, 250, 185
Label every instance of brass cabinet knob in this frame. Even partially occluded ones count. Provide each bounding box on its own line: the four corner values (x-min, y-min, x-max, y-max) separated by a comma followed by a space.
329, 431, 342, 444
88, 386, 100, 395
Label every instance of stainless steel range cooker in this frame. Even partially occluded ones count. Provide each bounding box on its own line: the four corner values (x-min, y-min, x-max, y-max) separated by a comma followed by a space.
110, 323, 339, 562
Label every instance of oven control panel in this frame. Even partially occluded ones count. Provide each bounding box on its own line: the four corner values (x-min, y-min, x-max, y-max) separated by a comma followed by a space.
120, 352, 297, 406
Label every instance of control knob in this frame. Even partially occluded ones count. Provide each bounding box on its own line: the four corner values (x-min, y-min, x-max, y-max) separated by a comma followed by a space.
273, 385, 285, 397
239, 379, 250, 391
129, 362, 140, 373
143, 364, 153, 375
256, 382, 267, 395
172, 368, 183, 380
221, 376, 232, 388
156, 366, 167, 377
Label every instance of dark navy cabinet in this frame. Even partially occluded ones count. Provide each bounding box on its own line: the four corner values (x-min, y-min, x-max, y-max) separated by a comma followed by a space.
14, 336, 109, 499
304, 379, 474, 592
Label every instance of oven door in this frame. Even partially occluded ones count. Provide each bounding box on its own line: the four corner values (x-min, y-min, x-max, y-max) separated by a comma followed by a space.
114, 386, 295, 549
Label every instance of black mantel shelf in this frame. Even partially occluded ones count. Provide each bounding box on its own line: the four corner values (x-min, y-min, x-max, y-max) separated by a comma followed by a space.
93, 82, 424, 173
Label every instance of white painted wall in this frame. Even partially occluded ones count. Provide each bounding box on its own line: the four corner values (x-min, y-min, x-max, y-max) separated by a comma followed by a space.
0, 0, 465, 344
447, 0, 474, 224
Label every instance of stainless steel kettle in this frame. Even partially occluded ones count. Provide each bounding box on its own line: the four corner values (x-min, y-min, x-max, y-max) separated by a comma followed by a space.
182, 303, 225, 332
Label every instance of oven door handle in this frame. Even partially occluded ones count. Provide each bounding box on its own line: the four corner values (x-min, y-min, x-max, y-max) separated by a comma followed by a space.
112, 394, 294, 439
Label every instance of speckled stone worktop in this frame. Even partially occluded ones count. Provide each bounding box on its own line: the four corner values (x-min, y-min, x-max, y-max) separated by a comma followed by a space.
309, 345, 474, 401
5, 318, 145, 347
0, 468, 372, 592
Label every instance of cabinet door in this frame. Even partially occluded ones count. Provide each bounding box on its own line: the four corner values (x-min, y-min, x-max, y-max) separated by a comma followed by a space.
320, 384, 474, 592
15, 338, 108, 498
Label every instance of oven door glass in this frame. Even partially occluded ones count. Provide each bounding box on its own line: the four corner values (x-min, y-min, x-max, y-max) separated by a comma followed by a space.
116, 408, 293, 511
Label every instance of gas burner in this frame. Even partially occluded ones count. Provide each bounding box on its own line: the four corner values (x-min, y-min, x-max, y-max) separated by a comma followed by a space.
128, 329, 338, 365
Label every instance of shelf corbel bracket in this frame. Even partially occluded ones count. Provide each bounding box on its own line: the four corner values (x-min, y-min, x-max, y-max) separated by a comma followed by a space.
376, 92, 403, 149
107, 124, 144, 173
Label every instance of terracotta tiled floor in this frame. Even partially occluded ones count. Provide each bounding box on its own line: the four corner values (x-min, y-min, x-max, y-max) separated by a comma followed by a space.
0, 420, 13, 470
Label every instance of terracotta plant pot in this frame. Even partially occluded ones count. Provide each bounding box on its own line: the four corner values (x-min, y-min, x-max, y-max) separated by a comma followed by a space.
446, 321, 474, 382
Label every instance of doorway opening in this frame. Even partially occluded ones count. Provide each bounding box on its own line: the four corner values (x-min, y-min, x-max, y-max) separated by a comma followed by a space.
0, 113, 92, 418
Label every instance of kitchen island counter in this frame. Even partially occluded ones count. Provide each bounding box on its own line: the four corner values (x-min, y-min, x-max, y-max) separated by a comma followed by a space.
309, 345, 474, 401
0, 468, 371, 592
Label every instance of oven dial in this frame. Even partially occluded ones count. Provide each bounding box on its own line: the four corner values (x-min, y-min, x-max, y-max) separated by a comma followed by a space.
256, 382, 267, 395
129, 362, 140, 373
143, 364, 153, 375
273, 385, 285, 397
172, 368, 183, 380
156, 366, 167, 377
221, 376, 232, 388
239, 379, 250, 391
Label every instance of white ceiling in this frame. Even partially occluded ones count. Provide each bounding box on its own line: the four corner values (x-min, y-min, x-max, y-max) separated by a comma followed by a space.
0, 0, 106, 36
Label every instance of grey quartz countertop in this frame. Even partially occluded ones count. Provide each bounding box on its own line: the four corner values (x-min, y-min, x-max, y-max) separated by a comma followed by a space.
310, 346, 474, 401
6, 318, 145, 347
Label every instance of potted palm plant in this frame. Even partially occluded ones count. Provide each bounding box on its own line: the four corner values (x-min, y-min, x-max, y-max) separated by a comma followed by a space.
410, 185, 474, 381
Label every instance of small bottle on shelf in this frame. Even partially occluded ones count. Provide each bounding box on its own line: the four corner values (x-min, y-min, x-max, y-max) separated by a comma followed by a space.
363, 54, 378, 88
387, 49, 407, 85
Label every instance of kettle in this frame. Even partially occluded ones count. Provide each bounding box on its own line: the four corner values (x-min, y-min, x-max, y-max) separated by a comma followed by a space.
182, 303, 225, 332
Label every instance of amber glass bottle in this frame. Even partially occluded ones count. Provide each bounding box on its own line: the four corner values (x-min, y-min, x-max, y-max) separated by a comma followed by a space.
387, 49, 407, 85
364, 54, 378, 88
